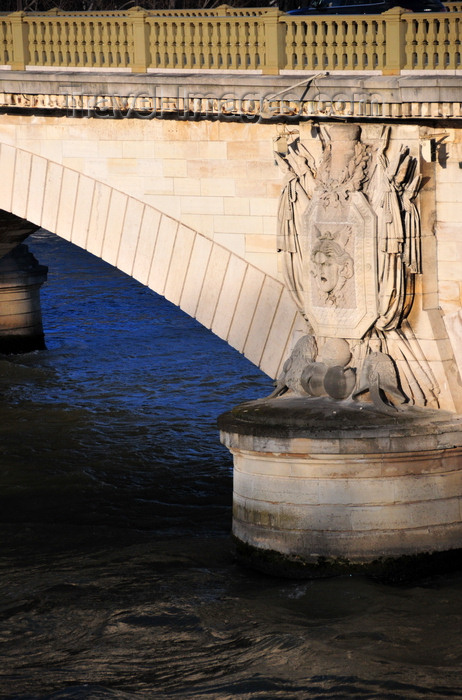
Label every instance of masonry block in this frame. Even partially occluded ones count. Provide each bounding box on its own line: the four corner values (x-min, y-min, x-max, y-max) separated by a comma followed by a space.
117, 198, 145, 276
132, 208, 161, 286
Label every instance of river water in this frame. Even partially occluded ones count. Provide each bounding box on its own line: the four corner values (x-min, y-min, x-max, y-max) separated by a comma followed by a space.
0, 229, 461, 699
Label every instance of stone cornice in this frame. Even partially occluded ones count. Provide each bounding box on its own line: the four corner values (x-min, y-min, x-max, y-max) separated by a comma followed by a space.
0, 72, 461, 121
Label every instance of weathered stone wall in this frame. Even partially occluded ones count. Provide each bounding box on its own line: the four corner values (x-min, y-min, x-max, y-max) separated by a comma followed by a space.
0, 115, 283, 276
0, 95, 460, 410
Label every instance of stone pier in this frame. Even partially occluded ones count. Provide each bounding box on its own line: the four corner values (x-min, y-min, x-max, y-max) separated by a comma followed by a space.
219, 122, 462, 580
219, 398, 462, 579
0, 242, 47, 354
0, 69, 461, 573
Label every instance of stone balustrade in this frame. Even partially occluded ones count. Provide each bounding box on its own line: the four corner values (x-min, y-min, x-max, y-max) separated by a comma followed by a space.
0, 5, 461, 75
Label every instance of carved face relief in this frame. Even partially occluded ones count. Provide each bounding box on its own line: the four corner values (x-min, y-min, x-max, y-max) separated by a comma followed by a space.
301, 194, 378, 338
311, 238, 354, 303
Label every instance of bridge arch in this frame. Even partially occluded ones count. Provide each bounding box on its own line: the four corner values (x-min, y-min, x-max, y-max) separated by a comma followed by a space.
0, 142, 302, 379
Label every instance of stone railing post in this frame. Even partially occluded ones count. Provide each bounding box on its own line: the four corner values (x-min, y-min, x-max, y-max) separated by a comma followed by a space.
9, 12, 29, 70
129, 8, 149, 73
382, 7, 406, 75
262, 9, 285, 75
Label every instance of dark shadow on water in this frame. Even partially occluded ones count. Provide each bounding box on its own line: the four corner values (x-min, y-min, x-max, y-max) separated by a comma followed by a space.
0, 231, 462, 699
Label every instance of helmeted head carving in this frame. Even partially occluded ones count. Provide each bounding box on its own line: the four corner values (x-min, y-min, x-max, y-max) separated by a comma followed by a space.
311, 229, 354, 304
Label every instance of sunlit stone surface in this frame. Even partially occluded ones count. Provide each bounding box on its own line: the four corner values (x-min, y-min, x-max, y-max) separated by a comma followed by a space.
220, 122, 462, 577
219, 397, 462, 577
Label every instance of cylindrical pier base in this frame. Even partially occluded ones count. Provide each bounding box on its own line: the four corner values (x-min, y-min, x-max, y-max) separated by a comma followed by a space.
218, 396, 462, 580
0, 244, 48, 354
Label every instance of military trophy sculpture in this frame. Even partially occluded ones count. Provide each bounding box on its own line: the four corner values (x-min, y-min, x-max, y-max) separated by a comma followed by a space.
218, 124, 462, 580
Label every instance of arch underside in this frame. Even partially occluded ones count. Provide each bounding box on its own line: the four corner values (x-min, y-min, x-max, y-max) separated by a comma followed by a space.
0, 142, 301, 379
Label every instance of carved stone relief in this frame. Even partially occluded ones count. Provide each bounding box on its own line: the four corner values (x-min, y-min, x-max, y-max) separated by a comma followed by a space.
302, 192, 378, 338
275, 123, 439, 411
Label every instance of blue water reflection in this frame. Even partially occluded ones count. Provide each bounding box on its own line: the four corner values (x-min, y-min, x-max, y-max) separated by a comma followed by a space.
0, 231, 461, 699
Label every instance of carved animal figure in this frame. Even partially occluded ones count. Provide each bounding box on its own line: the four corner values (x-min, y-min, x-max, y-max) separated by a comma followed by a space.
267, 334, 317, 397
353, 351, 407, 413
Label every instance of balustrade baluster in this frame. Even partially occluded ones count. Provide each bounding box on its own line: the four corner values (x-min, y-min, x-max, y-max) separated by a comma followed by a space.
228, 21, 238, 68
222, 21, 230, 69
122, 20, 129, 67
112, 21, 119, 67
88, 20, 95, 67
291, 21, 301, 70
123, 21, 130, 67
320, 21, 328, 69
108, 20, 116, 67
164, 21, 175, 68
442, 16, 452, 69
27, 20, 36, 65
375, 18, 386, 70
219, 20, 226, 68
208, 20, 217, 68
75, 21, 84, 66
324, 20, 338, 69
187, 21, 197, 68
4, 21, 13, 65
307, 21, 318, 69
196, 21, 204, 68
352, 20, 360, 69
102, 21, 111, 67
248, 20, 259, 69
443, 17, 453, 67
174, 20, 180, 68
67, 20, 74, 65
250, 20, 258, 69
340, 20, 348, 69
43, 20, 53, 66
286, 21, 295, 70
213, 20, 222, 68
428, 17, 439, 68
147, 20, 157, 68
350, 18, 360, 69
225, 21, 233, 69
239, 21, 247, 69
411, 16, 425, 68
95, 21, 103, 66
63, 21, 70, 65
34, 21, 42, 65
369, 19, 378, 69
180, 20, 188, 69
178, 21, 185, 68
56, 20, 63, 66
113, 21, 120, 66
1, 22, 8, 65
202, 21, 209, 68
299, 21, 309, 70
454, 16, 461, 69
360, 19, 368, 69
158, 21, 166, 68
98, 20, 105, 67
0, 22, 6, 65
160, 21, 168, 68
118, 20, 129, 67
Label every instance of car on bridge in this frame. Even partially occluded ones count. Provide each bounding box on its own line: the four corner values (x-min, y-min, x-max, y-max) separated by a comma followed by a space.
287, 0, 447, 13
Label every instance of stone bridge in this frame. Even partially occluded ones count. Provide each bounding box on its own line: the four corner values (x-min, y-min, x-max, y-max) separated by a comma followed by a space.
0, 70, 462, 413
